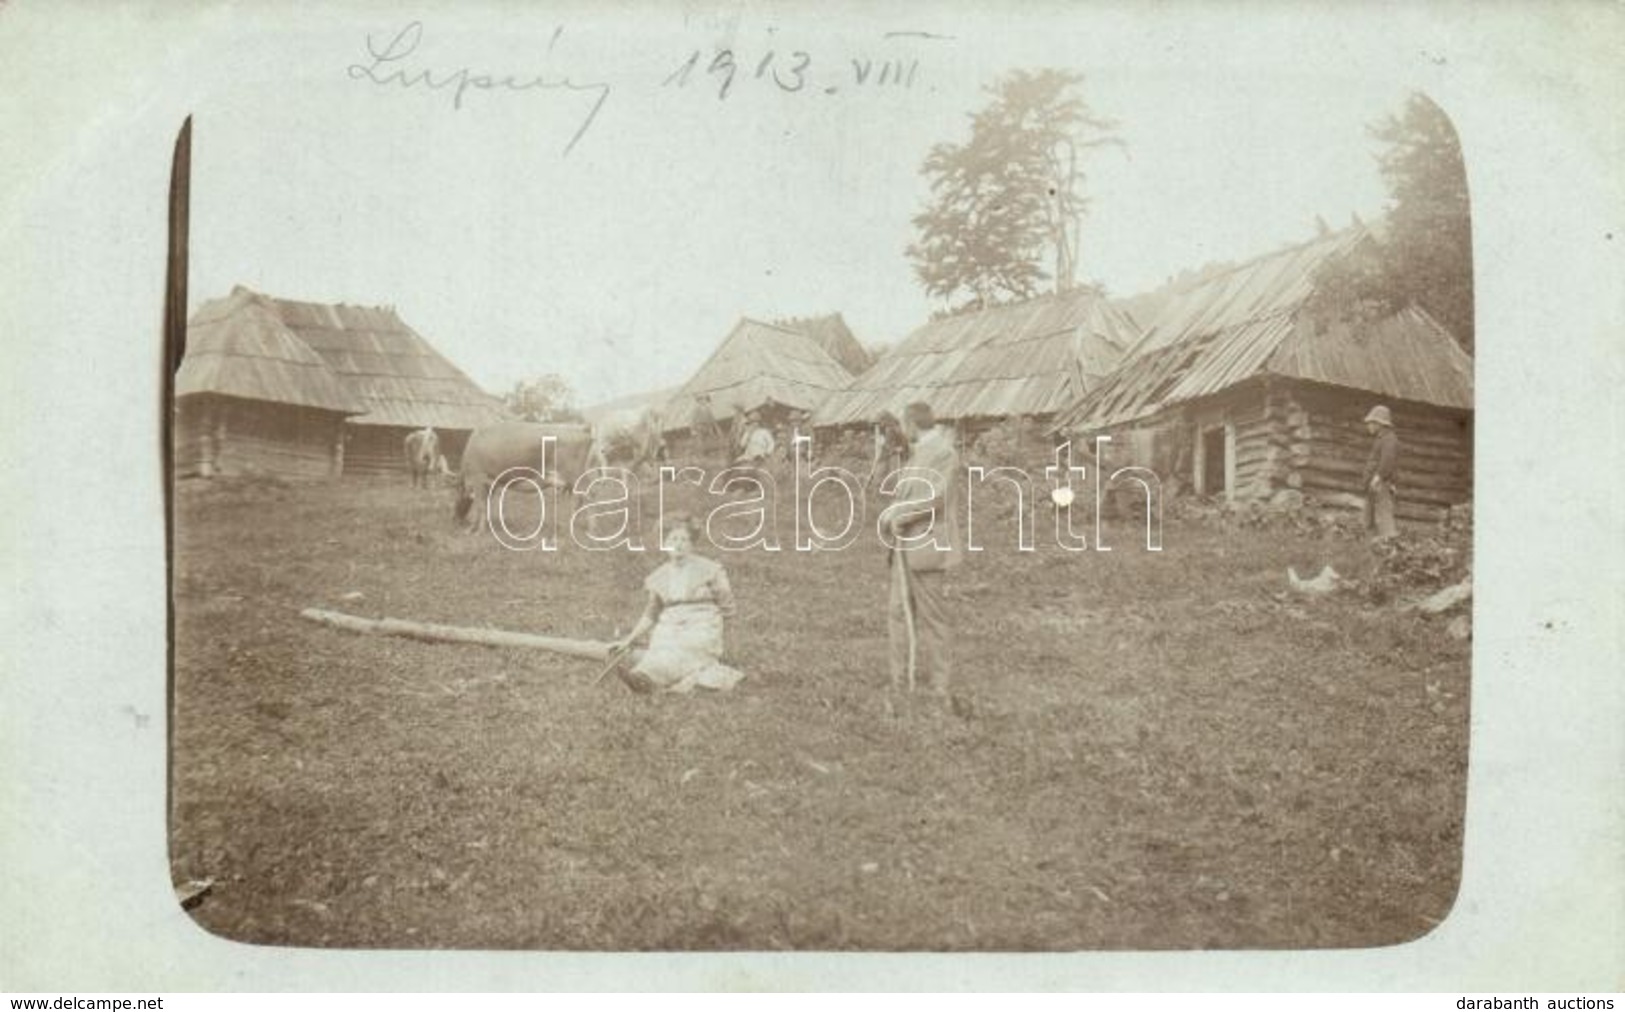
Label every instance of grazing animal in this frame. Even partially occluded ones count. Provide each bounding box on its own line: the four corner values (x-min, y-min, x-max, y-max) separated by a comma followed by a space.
404, 427, 440, 488
454, 420, 600, 534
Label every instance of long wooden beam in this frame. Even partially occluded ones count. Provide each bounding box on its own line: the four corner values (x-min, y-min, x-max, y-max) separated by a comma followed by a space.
299, 607, 620, 661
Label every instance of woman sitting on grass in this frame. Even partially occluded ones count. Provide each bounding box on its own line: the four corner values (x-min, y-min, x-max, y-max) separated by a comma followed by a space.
611, 513, 745, 694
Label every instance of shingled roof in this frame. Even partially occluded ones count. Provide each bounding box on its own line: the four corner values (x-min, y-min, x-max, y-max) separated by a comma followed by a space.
181, 286, 504, 430
177, 288, 365, 414
1053, 228, 1474, 433
662, 317, 857, 432
811, 287, 1140, 428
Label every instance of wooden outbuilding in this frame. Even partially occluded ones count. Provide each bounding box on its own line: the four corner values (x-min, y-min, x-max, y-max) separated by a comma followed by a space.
176, 287, 504, 480
810, 287, 1139, 450
1052, 230, 1474, 522
661, 317, 861, 453
175, 288, 364, 479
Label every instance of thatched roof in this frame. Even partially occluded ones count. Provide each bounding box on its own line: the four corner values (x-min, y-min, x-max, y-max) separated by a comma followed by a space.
180, 286, 504, 430
662, 318, 856, 433
774, 313, 873, 375
810, 287, 1140, 428
1053, 229, 1474, 433
177, 289, 365, 414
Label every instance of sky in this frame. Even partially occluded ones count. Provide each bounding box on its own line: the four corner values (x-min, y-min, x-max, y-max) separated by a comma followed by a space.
174, 5, 1417, 407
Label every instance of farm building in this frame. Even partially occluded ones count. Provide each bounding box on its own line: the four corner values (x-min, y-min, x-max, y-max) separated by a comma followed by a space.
176, 287, 504, 480
661, 317, 861, 448
1052, 229, 1475, 523
809, 287, 1139, 450
176, 288, 366, 479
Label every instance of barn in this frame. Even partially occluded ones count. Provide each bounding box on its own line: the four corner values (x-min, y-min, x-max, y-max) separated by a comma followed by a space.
177, 287, 504, 480
661, 317, 861, 452
175, 288, 365, 479
1052, 230, 1475, 523
809, 287, 1139, 453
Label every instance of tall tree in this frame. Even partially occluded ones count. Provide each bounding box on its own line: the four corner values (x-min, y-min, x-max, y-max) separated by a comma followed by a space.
1309, 93, 1474, 352
1374, 93, 1473, 352
907, 69, 1121, 313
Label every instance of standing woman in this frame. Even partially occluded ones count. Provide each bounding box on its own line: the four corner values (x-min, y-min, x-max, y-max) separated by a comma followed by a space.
612, 513, 745, 694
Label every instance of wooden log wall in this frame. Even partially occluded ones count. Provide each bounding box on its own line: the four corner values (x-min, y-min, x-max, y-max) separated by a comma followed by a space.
220, 400, 343, 480
1226, 393, 1278, 499
173, 398, 212, 478
342, 425, 479, 480
1082, 380, 1471, 525
342, 425, 409, 480
175, 397, 343, 480
1274, 383, 1472, 522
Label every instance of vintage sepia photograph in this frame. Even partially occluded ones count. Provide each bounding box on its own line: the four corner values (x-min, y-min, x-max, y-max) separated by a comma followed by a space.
12, 2, 1623, 994
158, 8, 1481, 953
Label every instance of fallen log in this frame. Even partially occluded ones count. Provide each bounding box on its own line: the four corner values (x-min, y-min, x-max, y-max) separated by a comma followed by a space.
299, 607, 619, 661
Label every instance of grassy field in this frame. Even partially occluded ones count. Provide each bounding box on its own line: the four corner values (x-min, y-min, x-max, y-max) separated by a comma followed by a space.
169, 470, 1469, 951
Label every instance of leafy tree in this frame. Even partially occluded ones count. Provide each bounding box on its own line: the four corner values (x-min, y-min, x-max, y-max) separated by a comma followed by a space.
1375, 93, 1473, 351
907, 69, 1121, 313
1309, 93, 1474, 352
504, 373, 578, 422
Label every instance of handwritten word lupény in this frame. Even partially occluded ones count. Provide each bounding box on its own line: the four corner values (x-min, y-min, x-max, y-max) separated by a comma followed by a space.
347, 22, 611, 156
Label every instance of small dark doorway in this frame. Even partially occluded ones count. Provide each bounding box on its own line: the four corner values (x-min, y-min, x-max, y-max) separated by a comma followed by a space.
1201, 426, 1226, 496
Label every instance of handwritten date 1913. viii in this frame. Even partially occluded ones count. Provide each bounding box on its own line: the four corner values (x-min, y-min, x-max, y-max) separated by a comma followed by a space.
664, 40, 934, 100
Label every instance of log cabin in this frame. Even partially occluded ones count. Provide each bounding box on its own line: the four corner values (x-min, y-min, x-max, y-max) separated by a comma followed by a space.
660, 317, 861, 458
1052, 230, 1473, 524
175, 287, 504, 480
810, 287, 1140, 461
175, 288, 363, 479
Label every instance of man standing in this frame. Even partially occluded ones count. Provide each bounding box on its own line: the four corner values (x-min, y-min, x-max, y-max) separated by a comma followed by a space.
690, 394, 718, 458
1362, 404, 1400, 540
728, 404, 748, 458
885, 402, 963, 707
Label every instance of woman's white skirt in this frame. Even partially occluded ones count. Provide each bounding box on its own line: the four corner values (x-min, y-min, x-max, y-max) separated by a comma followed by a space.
633, 606, 744, 692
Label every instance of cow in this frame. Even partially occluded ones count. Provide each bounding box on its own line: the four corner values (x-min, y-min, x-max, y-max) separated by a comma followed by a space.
404, 427, 440, 488
454, 419, 601, 535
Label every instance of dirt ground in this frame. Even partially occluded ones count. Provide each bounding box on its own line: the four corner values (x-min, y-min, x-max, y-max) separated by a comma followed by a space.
169, 471, 1469, 951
